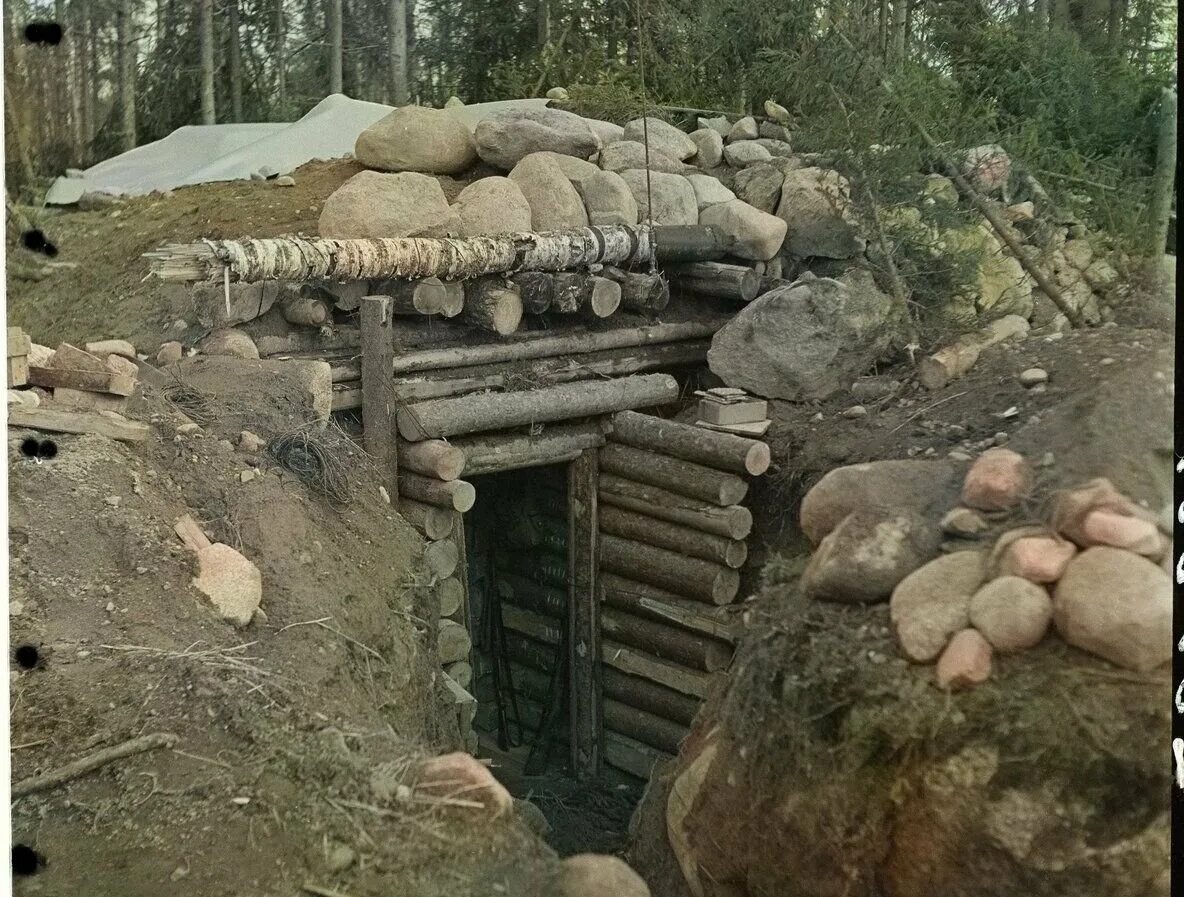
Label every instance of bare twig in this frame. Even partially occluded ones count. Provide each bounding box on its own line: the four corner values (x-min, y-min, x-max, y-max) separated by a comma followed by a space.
13, 733, 178, 796
302, 883, 359, 897
888, 391, 968, 434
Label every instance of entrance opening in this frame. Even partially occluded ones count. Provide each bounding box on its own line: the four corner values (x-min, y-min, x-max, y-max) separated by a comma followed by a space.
464, 463, 642, 855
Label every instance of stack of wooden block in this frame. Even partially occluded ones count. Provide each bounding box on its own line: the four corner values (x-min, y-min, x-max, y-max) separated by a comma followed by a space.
694, 387, 771, 436
28, 341, 140, 414
7, 327, 30, 388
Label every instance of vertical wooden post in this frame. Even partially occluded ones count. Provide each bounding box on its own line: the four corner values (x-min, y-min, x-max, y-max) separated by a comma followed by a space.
453, 511, 472, 635
568, 448, 601, 778
361, 296, 398, 506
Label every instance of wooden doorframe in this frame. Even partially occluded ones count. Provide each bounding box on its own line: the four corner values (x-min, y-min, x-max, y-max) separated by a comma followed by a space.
567, 447, 601, 779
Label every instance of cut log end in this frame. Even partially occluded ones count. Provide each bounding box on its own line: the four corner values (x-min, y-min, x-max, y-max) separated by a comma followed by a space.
424, 539, 460, 579
463, 277, 523, 336
744, 441, 772, 476
588, 276, 622, 318
704, 641, 733, 673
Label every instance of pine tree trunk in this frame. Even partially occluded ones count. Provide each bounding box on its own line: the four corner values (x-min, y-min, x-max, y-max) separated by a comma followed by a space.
1106, 0, 1125, 50
537, 0, 550, 47
68, 0, 84, 159
1033, 0, 1050, 28
228, 0, 243, 121
388, 0, 408, 105
199, 0, 216, 124
273, 0, 286, 118
890, 0, 909, 59
328, 0, 343, 94
1148, 88, 1177, 255
117, 0, 136, 151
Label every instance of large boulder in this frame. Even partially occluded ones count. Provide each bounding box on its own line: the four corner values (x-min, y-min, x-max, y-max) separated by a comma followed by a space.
733, 163, 784, 213
508, 153, 589, 231
684, 174, 736, 211
353, 105, 476, 174
535, 150, 601, 190
474, 107, 601, 170
318, 170, 458, 238
941, 224, 1033, 319
583, 118, 626, 146
576, 170, 638, 226
688, 128, 724, 168
623, 117, 698, 161
698, 199, 787, 261
754, 138, 794, 158
969, 576, 1052, 652
452, 176, 532, 236
727, 116, 759, 142
599, 141, 687, 174
619, 170, 698, 226
185, 281, 281, 328
1053, 547, 1171, 673
800, 458, 966, 546
890, 550, 987, 662
557, 855, 650, 897
776, 167, 866, 259
723, 140, 772, 167
803, 509, 941, 604
707, 269, 907, 400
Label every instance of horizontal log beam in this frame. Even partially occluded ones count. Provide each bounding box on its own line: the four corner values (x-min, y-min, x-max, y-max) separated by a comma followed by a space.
666, 261, 759, 302
603, 698, 687, 755
600, 534, 739, 605
603, 667, 700, 727
599, 505, 747, 568
396, 374, 679, 441
450, 422, 607, 476
398, 472, 476, 512
599, 473, 752, 540
602, 639, 711, 698
610, 410, 770, 476
600, 442, 748, 506
601, 572, 739, 644
603, 729, 674, 780
399, 497, 456, 540
602, 607, 732, 672
397, 439, 465, 481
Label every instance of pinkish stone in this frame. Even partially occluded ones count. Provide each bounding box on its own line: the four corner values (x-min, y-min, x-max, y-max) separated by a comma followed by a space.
969, 576, 1052, 651
1053, 547, 1171, 673
961, 448, 1031, 511
415, 752, 513, 817
1051, 478, 1147, 546
936, 628, 993, 689
997, 535, 1077, 583
1080, 509, 1164, 557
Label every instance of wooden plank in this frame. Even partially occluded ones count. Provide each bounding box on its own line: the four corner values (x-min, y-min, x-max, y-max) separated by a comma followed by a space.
7, 407, 149, 442
27, 366, 137, 396
601, 638, 711, 698
568, 450, 601, 779
7, 355, 29, 388
7, 327, 31, 358
360, 296, 397, 503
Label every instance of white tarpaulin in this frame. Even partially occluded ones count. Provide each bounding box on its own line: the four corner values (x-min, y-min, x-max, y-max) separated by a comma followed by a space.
45, 94, 551, 205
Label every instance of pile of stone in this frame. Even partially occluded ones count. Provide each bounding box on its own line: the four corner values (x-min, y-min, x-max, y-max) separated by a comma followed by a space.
799, 450, 1171, 687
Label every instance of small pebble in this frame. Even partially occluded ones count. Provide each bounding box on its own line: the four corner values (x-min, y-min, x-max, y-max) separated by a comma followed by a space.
811, 412, 824, 422
135, 566, 148, 575
842, 405, 868, 418
1100, 357, 1115, 365
105, 601, 116, 612
105, 495, 122, 508
274, 175, 296, 187
1043, 333, 1064, 342
948, 450, 973, 462
993, 432, 1010, 446
1018, 367, 1048, 387
240, 469, 256, 483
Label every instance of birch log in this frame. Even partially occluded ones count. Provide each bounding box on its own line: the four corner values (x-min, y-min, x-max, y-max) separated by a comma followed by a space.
146, 226, 660, 283
599, 442, 748, 506
588, 276, 621, 317
551, 271, 592, 313
610, 409, 770, 475
462, 276, 523, 335
396, 374, 679, 441
599, 474, 752, 540
280, 287, 332, 326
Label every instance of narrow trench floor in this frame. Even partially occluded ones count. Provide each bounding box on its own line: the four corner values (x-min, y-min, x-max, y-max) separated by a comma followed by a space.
479, 734, 645, 857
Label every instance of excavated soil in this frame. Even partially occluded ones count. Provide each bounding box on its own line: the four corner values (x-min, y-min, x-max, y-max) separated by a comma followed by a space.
8, 383, 560, 897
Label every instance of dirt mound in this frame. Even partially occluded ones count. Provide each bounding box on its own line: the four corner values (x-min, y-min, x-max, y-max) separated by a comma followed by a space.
746, 324, 1172, 564
630, 583, 1168, 897
5, 159, 484, 355
8, 382, 558, 896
